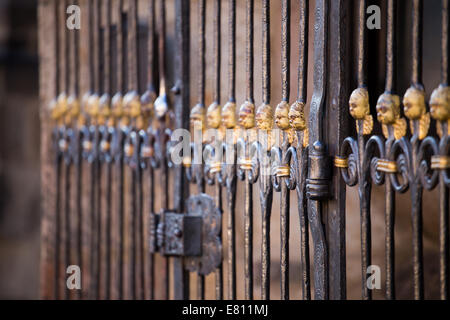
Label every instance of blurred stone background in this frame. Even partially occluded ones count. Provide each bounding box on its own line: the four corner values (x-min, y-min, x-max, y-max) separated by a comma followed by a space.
0, 0, 39, 299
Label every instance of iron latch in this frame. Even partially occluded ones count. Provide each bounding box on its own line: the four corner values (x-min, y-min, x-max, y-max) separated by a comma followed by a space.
149, 193, 222, 275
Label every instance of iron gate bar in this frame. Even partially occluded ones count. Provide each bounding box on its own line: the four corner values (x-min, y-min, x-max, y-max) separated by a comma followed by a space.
154, 0, 170, 300
238, 0, 256, 301
211, 0, 223, 301
99, 0, 113, 300
436, 0, 450, 299
172, 0, 191, 300
277, 0, 292, 301
141, 0, 157, 301
307, 0, 329, 300
408, 0, 425, 300
292, 0, 310, 300
50, 0, 61, 301
378, 0, 398, 300
257, 0, 273, 301
63, 0, 74, 300
111, 0, 125, 300
189, 0, 207, 300
61, 0, 72, 301
357, 0, 373, 301
223, 0, 237, 301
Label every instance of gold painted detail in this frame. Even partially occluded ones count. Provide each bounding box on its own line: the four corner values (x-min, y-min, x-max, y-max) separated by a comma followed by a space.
182, 156, 192, 168
403, 86, 430, 139
239, 158, 253, 171
124, 143, 134, 158
334, 156, 348, 168
431, 155, 450, 170
349, 87, 373, 135
376, 92, 407, 139
275, 165, 290, 177
376, 159, 397, 173
209, 162, 222, 174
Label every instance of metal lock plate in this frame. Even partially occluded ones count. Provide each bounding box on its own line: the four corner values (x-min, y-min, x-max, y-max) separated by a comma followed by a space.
149, 194, 222, 275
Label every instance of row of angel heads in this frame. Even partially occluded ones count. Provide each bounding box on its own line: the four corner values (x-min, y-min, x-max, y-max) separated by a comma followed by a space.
50, 82, 449, 141
349, 84, 449, 140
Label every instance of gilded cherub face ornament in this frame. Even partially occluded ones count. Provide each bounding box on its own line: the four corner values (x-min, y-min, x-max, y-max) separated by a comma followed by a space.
221, 101, 237, 129
190, 103, 206, 131
376, 93, 400, 125
288, 101, 306, 131
430, 85, 450, 121
349, 87, 370, 120
239, 101, 255, 129
255, 103, 273, 131
403, 86, 426, 120
207, 102, 221, 129
275, 101, 290, 130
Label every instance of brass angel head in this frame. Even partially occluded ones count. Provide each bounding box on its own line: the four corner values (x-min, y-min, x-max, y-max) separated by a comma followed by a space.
221, 101, 237, 129
65, 95, 81, 125
86, 93, 100, 123
239, 101, 255, 129
255, 103, 273, 131
376, 92, 401, 125
154, 93, 169, 121
123, 91, 141, 121
349, 87, 370, 120
289, 101, 307, 131
190, 103, 206, 131
111, 92, 124, 120
275, 100, 290, 130
99, 93, 112, 126
403, 86, 426, 120
207, 101, 222, 129
430, 85, 450, 121
50, 92, 68, 122
140, 89, 157, 122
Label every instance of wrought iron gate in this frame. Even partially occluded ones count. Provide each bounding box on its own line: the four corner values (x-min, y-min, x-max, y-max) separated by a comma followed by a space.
39, 0, 450, 300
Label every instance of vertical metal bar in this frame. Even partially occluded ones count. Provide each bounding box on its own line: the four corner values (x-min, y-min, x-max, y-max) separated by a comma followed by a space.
384, 0, 397, 300
294, 0, 310, 300
411, 0, 424, 300
111, 0, 125, 300
307, 0, 328, 300
212, 0, 223, 300
155, 0, 170, 300
259, 0, 273, 300
356, 0, 372, 301
62, 0, 72, 300
439, 0, 449, 300
196, 0, 206, 300
280, 0, 291, 301
124, 0, 140, 300
51, 0, 62, 300
243, 0, 255, 301
144, 0, 157, 301
173, 0, 191, 300
98, 0, 112, 301
225, 0, 237, 300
